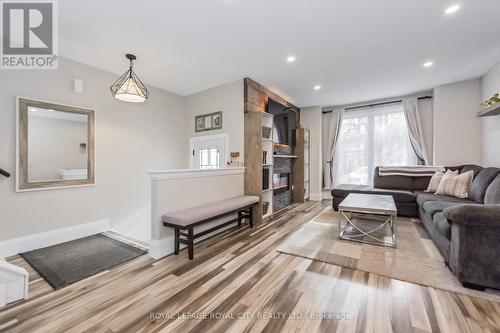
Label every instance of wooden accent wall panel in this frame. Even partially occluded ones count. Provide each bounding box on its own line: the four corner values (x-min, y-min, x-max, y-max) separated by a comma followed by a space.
244, 111, 263, 221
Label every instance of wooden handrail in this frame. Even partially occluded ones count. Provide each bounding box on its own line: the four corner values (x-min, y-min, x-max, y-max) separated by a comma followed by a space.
0, 168, 10, 178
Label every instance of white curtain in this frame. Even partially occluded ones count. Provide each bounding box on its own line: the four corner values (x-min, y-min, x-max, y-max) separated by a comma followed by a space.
402, 97, 429, 165
323, 108, 344, 189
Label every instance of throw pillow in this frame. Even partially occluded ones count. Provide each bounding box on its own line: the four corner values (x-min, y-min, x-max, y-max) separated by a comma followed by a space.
434, 169, 458, 192
435, 170, 474, 198
425, 171, 445, 193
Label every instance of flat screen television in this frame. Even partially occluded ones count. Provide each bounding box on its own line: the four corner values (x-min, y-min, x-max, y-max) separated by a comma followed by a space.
267, 98, 297, 146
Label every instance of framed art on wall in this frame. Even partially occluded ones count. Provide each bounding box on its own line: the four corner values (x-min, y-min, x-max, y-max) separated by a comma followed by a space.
195, 111, 222, 132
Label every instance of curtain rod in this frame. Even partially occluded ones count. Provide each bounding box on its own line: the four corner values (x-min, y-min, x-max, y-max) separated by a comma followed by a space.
322, 96, 432, 113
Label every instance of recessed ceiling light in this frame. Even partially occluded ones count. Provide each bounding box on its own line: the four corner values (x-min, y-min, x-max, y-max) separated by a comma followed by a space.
423, 61, 434, 68
445, 4, 460, 14
314, 85, 321, 90
286, 56, 296, 63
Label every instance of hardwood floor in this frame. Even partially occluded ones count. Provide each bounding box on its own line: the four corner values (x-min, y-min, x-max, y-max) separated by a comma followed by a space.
1, 201, 500, 332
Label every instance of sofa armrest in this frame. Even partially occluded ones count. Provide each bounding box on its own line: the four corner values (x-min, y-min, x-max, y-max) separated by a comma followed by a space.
443, 204, 500, 227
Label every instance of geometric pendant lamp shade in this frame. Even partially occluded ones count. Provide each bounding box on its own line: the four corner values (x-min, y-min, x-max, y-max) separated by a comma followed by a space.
110, 54, 150, 103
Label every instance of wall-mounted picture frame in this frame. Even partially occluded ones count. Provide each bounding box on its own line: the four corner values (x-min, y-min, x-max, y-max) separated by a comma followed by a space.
195, 111, 223, 132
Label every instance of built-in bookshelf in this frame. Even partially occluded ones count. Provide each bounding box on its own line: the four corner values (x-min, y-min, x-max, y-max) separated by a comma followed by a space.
243, 78, 303, 224
261, 112, 274, 218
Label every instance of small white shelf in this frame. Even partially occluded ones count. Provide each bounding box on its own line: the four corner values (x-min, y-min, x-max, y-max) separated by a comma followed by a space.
262, 138, 273, 142
262, 164, 273, 167
261, 112, 274, 118
262, 188, 272, 193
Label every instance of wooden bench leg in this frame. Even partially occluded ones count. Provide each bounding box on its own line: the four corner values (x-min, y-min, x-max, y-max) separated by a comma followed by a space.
188, 227, 194, 260
174, 228, 180, 255
249, 206, 254, 228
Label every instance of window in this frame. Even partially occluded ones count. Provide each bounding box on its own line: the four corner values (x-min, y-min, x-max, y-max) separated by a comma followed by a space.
333, 103, 416, 186
199, 148, 220, 169
190, 134, 227, 170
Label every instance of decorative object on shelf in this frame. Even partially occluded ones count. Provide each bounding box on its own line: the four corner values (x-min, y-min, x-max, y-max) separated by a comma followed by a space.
262, 151, 268, 165
263, 168, 270, 190
195, 111, 223, 132
262, 126, 272, 139
482, 93, 500, 108
227, 151, 243, 167
110, 54, 150, 103
262, 201, 270, 215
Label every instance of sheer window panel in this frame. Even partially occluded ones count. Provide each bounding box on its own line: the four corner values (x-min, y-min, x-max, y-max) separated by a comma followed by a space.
333, 103, 416, 186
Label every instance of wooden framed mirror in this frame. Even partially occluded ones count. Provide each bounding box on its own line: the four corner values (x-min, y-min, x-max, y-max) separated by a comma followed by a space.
16, 98, 95, 191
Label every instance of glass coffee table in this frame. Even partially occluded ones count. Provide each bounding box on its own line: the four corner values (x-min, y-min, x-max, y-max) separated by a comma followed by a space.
338, 193, 397, 247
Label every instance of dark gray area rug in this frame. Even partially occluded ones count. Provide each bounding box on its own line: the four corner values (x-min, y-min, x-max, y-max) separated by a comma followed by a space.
20, 234, 147, 289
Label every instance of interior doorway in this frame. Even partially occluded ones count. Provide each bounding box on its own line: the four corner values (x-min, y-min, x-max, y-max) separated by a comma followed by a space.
190, 133, 228, 169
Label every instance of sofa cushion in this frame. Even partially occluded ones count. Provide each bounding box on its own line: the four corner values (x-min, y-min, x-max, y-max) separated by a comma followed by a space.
331, 184, 416, 203
433, 212, 451, 240
485, 174, 500, 204
415, 192, 473, 206
414, 176, 432, 191
373, 167, 414, 191
470, 168, 500, 203
422, 200, 470, 218
460, 165, 483, 179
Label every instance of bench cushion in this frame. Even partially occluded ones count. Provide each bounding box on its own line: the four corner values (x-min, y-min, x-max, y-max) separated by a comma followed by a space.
162, 195, 259, 227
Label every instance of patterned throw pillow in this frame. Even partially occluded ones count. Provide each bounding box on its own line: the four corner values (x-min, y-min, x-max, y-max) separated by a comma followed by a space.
425, 171, 445, 193
435, 170, 474, 198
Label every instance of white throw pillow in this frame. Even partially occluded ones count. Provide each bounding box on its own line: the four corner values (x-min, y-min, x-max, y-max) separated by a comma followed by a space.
435, 170, 474, 199
425, 171, 445, 193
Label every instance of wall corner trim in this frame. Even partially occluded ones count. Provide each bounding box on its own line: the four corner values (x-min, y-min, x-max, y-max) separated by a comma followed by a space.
149, 237, 173, 260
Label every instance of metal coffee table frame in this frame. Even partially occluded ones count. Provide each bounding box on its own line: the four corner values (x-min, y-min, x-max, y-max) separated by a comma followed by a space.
338, 194, 397, 248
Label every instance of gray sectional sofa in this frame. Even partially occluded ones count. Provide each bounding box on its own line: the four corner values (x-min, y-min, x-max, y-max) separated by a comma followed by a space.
332, 165, 500, 290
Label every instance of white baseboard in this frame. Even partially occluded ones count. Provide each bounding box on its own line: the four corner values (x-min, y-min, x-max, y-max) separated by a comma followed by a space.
0, 219, 111, 259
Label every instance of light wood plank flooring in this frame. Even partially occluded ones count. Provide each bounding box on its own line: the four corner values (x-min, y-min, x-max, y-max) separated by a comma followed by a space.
1, 201, 500, 333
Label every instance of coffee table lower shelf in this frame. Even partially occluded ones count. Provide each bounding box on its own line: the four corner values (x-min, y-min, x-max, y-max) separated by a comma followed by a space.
338, 209, 397, 248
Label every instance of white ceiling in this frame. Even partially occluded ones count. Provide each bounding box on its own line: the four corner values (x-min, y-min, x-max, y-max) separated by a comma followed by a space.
59, 0, 500, 107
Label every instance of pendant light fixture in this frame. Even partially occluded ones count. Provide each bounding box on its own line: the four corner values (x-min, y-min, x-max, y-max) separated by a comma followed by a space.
110, 54, 150, 103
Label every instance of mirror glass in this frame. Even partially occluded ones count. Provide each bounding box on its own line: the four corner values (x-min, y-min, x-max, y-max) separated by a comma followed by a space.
27, 107, 89, 182
17, 98, 95, 191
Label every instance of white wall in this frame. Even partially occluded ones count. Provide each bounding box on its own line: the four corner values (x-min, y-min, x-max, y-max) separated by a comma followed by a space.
300, 106, 323, 200
432, 79, 482, 166
149, 168, 245, 259
480, 61, 500, 167
186, 80, 244, 162
0, 58, 188, 243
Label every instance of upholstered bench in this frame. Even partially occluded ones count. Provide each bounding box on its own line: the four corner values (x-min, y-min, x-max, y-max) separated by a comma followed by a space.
162, 195, 259, 259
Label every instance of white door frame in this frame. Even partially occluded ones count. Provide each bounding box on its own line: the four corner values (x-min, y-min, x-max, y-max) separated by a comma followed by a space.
189, 133, 229, 169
